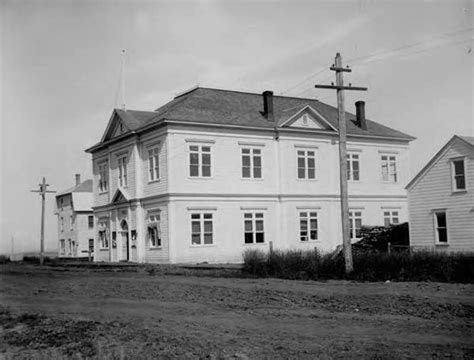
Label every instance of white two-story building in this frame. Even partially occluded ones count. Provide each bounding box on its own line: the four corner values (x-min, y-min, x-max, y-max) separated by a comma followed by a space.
85, 87, 414, 263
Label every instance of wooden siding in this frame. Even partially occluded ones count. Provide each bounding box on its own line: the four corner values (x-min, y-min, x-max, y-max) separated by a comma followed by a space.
408, 140, 474, 252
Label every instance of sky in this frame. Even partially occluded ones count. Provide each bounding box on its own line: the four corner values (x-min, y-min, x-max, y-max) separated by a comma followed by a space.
1, 0, 472, 254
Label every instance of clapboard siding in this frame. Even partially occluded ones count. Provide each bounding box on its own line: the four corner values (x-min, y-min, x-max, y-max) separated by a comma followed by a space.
408, 139, 474, 252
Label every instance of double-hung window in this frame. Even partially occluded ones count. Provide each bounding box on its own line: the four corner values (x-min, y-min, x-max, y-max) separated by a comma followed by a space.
381, 155, 397, 183
191, 213, 213, 245
118, 155, 127, 187
383, 211, 399, 227
434, 211, 448, 244
244, 212, 265, 244
60, 217, 64, 232
148, 147, 160, 182
297, 149, 316, 179
98, 161, 109, 192
98, 219, 109, 249
451, 158, 466, 191
88, 215, 94, 229
189, 145, 212, 178
241, 148, 262, 179
347, 153, 360, 181
59, 239, 65, 255
70, 215, 74, 230
349, 211, 362, 240
299, 211, 318, 241
147, 211, 161, 248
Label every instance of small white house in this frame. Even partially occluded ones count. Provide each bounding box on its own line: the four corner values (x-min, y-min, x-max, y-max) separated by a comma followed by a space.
85, 87, 414, 264
406, 135, 474, 252
55, 175, 95, 258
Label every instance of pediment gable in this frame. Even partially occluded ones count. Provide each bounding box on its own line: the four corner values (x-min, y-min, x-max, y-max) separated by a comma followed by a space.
280, 106, 337, 131
111, 189, 129, 204
100, 110, 131, 143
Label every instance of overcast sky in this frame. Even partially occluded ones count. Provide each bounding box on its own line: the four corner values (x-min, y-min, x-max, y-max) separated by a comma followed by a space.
1, 0, 472, 254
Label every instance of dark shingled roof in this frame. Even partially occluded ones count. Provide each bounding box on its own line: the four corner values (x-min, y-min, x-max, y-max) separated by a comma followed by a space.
56, 179, 93, 197
87, 87, 414, 152
459, 136, 474, 146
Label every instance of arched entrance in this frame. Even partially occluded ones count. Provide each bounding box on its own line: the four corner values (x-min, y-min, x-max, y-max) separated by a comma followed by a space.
120, 219, 129, 261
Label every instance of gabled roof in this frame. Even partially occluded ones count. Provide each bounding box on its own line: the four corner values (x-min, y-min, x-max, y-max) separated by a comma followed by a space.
86, 87, 415, 153
406, 135, 474, 191
56, 179, 93, 197
111, 188, 129, 204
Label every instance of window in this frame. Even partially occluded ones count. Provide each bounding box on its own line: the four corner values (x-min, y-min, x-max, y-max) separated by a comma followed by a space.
98, 219, 109, 249
349, 211, 362, 240
241, 148, 262, 178
383, 211, 399, 227
297, 150, 316, 179
244, 213, 265, 244
67, 239, 72, 256
189, 145, 212, 177
118, 155, 127, 187
98, 161, 109, 192
148, 147, 160, 181
60, 217, 64, 232
70, 215, 74, 230
299, 211, 318, 241
381, 155, 397, 183
147, 212, 161, 248
434, 211, 448, 244
452, 159, 466, 191
191, 213, 213, 245
88, 239, 94, 253
347, 153, 360, 181
59, 239, 65, 255
60, 198, 64, 211
88, 215, 94, 229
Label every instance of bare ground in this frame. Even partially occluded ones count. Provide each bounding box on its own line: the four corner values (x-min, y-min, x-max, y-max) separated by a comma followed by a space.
0, 263, 473, 359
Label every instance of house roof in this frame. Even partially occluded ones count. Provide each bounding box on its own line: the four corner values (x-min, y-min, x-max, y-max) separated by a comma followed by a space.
406, 135, 474, 191
56, 179, 93, 197
86, 87, 415, 152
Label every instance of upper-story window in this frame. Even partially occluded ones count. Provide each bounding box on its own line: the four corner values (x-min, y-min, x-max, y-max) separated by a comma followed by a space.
70, 215, 74, 230
241, 148, 262, 179
148, 147, 160, 182
451, 158, 466, 191
191, 213, 213, 245
347, 153, 360, 181
381, 155, 397, 183
98, 161, 109, 193
60, 216, 64, 232
88, 215, 94, 229
299, 211, 318, 241
117, 155, 127, 187
349, 210, 362, 240
244, 212, 265, 244
383, 210, 399, 227
297, 149, 316, 179
189, 145, 212, 178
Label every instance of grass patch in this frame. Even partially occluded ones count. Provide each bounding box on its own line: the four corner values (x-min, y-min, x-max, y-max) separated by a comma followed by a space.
243, 249, 474, 283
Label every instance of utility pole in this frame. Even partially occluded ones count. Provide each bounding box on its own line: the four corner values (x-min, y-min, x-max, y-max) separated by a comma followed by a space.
31, 177, 56, 265
315, 53, 367, 274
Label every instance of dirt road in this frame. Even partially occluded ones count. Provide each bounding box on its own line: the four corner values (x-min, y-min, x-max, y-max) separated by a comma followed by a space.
1, 264, 473, 359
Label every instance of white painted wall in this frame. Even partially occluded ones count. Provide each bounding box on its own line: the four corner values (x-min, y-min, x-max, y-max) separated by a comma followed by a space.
408, 139, 474, 252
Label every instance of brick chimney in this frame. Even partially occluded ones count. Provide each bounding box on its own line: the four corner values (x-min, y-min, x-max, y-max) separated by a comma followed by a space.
355, 101, 367, 130
263, 91, 274, 122
75, 174, 81, 186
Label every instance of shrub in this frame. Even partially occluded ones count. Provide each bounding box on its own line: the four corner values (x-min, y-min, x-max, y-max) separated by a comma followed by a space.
242, 248, 474, 283
0, 255, 10, 264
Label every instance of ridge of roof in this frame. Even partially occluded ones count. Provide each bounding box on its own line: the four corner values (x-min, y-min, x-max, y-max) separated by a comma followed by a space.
56, 179, 93, 197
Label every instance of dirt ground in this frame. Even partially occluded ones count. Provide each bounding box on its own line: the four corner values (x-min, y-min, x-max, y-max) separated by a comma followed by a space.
0, 264, 473, 359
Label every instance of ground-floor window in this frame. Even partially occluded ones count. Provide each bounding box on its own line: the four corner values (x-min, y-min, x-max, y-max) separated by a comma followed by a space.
299, 211, 318, 241
349, 211, 362, 240
59, 239, 65, 255
147, 211, 162, 248
88, 239, 94, 253
434, 211, 448, 244
383, 210, 399, 227
97, 218, 110, 249
67, 239, 72, 256
244, 212, 265, 244
191, 213, 213, 245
